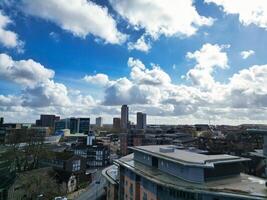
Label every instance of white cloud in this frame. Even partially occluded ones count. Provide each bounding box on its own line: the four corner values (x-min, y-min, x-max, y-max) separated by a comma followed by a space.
22, 80, 71, 107
0, 10, 23, 50
3, 49, 267, 124
240, 50, 255, 59
0, 53, 55, 87
83, 73, 111, 86
186, 43, 229, 89
128, 35, 151, 52
128, 57, 171, 86
22, 0, 127, 44
110, 0, 214, 39
205, 0, 267, 29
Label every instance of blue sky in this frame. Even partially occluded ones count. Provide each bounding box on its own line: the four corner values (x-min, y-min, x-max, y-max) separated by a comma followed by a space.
1, 0, 267, 124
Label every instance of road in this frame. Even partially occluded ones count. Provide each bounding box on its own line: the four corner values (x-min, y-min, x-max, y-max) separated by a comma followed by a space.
76, 169, 106, 200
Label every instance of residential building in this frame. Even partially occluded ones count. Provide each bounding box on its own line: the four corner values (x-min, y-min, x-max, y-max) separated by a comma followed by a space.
102, 165, 119, 200
114, 145, 267, 200
121, 105, 129, 129
136, 112, 146, 129
96, 117, 103, 127
113, 118, 121, 129
36, 114, 60, 128
40, 151, 88, 193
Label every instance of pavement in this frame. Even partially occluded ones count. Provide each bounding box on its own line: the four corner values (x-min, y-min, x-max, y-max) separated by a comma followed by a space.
75, 169, 107, 200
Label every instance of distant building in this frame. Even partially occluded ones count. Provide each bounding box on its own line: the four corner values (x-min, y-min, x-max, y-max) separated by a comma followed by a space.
121, 105, 129, 129
113, 145, 266, 200
0, 117, 3, 126
55, 119, 68, 131
78, 118, 90, 134
136, 112, 146, 129
113, 118, 121, 129
36, 114, 60, 129
55, 117, 90, 134
70, 117, 78, 134
96, 117, 103, 127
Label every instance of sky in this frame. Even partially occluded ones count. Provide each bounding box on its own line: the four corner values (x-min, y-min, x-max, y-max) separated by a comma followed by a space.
1, 0, 267, 125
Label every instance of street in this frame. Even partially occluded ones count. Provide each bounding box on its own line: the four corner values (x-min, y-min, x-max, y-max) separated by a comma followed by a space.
76, 169, 106, 200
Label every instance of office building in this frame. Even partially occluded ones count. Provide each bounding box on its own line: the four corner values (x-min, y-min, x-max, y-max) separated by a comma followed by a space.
113, 118, 121, 129
69, 118, 78, 134
55, 117, 90, 134
96, 117, 103, 127
112, 145, 266, 200
78, 118, 90, 134
55, 119, 68, 131
121, 105, 129, 129
136, 112, 146, 129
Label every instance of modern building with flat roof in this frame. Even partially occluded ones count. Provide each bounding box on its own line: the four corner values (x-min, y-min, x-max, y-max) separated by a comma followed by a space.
111, 145, 267, 200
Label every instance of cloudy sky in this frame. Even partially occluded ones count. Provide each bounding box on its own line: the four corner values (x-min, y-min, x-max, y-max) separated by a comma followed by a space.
1, 0, 267, 125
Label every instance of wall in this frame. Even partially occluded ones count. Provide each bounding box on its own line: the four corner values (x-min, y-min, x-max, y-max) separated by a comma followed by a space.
158, 158, 204, 183
134, 151, 152, 166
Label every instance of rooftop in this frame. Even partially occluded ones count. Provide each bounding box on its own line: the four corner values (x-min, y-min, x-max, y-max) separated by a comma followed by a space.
102, 165, 119, 185
115, 154, 267, 199
130, 145, 249, 168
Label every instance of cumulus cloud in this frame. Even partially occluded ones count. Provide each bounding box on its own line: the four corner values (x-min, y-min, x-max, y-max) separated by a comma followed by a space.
21, 0, 127, 44
240, 50, 255, 59
186, 43, 229, 89
3, 47, 267, 124
0, 10, 23, 50
83, 73, 111, 86
205, 0, 267, 29
0, 53, 55, 87
128, 35, 151, 52
110, 0, 214, 39
22, 80, 71, 107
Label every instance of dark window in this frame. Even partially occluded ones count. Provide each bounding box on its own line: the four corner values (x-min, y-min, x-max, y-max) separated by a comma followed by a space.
152, 156, 158, 168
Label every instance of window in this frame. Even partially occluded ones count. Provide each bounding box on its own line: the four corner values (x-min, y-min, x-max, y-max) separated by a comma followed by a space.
129, 183, 133, 196
143, 192, 148, 200
72, 160, 81, 171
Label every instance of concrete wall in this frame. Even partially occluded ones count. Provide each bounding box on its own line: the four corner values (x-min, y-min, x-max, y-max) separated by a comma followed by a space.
158, 158, 204, 183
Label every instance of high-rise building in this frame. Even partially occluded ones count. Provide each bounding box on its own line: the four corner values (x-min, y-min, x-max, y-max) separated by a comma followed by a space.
96, 117, 103, 127
136, 112, 146, 129
113, 118, 121, 129
121, 105, 129, 129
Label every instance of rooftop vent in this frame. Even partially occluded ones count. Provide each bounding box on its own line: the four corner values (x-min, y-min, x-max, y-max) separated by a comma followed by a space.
159, 146, 175, 153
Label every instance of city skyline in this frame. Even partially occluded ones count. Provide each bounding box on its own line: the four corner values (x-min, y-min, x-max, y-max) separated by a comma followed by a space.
1, 1, 267, 125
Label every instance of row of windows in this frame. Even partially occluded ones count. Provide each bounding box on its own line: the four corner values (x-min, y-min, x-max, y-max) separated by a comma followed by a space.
169, 189, 196, 200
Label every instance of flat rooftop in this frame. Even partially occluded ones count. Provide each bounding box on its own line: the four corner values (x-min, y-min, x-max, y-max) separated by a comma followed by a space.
115, 154, 267, 199
102, 165, 119, 185
130, 145, 249, 168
